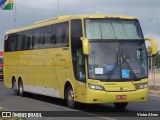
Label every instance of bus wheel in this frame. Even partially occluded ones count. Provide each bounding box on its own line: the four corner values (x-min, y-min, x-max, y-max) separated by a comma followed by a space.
66, 86, 76, 108
12, 80, 18, 95
114, 102, 128, 110
18, 80, 25, 97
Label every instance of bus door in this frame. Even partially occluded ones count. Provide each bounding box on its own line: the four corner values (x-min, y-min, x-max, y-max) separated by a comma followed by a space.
76, 46, 86, 102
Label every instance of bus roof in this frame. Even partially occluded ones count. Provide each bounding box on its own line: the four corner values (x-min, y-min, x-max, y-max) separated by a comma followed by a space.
5, 14, 137, 35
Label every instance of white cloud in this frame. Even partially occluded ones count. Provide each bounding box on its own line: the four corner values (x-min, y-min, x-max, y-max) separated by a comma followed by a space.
0, 0, 160, 50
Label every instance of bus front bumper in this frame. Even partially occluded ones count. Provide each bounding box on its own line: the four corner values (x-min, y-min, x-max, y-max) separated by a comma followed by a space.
86, 88, 148, 103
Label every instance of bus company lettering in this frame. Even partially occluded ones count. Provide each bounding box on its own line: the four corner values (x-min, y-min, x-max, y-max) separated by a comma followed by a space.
12, 112, 42, 118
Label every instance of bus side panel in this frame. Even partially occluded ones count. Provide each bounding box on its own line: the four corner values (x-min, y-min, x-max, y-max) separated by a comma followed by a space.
4, 52, 19, 88
4, 50, 60, 98
21, 49, 60, 97
53, 48, 76, 99
4, 65, 12, 88
27, 66, 58, 88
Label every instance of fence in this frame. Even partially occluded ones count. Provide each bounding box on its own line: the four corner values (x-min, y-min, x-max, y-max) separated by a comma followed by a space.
149, 70, 160, 88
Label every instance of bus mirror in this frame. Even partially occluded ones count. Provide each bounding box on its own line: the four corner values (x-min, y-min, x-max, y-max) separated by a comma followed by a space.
145, 38, 158, 56
81, 37, 89, 55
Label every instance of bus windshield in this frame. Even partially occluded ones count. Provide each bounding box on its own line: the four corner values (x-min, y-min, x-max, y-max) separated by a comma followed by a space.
85, 19, 143, 40
85, 19, 147, 81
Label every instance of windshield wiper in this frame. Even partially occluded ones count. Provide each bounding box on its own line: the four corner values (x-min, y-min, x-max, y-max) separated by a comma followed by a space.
107, 51, 138, 81
107, 53, 119, 81
121, 52, 138, 81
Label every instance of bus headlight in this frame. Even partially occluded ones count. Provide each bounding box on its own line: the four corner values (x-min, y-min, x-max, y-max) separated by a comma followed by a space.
88, 84, 104, 90
137, 83, 148, 89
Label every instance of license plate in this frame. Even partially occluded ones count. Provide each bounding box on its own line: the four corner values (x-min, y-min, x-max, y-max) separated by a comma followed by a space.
116, 95, 127, 100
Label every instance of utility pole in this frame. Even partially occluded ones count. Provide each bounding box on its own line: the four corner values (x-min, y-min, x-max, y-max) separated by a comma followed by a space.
58, 0, 60, 16
14, 0, 17, 29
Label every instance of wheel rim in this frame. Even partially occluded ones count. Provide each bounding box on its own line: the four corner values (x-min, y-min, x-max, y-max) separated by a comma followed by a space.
68, 89, 74, 103
19, 83, 23, 94
13, 82, 17, 94
14, 84, 16, 90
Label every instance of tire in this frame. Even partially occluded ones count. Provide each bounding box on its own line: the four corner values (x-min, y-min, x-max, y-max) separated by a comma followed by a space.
114, 102, 128, 110
12, 80, 18, 95
65, 86, 76, 108
18, 80, 25, 97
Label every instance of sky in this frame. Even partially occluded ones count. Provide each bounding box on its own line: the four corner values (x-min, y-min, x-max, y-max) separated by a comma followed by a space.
0, 0, 160, 50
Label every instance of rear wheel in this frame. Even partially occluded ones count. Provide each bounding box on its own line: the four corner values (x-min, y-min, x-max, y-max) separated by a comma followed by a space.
12, 80, 18, 95
65, 86, 76, 108
114, 102, 128, 110
18, 80, 25, 97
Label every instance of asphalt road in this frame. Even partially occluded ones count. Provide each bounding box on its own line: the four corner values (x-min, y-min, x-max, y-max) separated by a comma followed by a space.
0, 81, 160, 120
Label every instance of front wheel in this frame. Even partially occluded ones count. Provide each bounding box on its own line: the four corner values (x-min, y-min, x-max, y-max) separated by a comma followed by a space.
114, 102, 128, 110
66, 86, 76, 108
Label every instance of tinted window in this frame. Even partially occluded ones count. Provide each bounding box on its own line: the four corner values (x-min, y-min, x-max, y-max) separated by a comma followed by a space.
5, 34, 17, 52
33, 29, 41, 49
56, 22, 69, 47
5, 21, 69, 52
43, 26, 55, 48
71, 19, 85, 81
21, 31, 32, 50
26, 31, 32, 50
22, 32, 26, 50
17, 33, 23, 51
4, 35, 10, 52
10, 34, 17, 51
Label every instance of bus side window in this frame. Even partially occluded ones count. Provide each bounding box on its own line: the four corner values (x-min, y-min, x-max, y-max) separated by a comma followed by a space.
21, 31, 31, 50
33, 29, 41, 49
22, 32, 26, 50
4, 35, 9, 52
51, 25, 56, 45
6, 35, 12, 52
43, 26, 53, 48
17, 33, 23, 51
77, 47, 86, 81
56, 22, 69, 47
27, 32, 32, 50
11, 34, 17, 51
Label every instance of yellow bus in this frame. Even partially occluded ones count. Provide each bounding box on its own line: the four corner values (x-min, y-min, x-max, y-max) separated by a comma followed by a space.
4, 15, 158, 109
